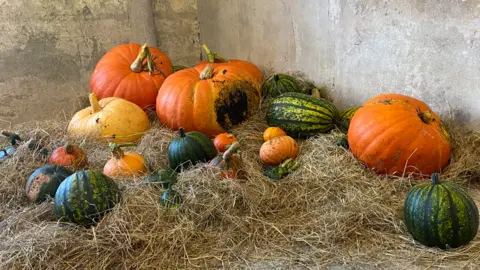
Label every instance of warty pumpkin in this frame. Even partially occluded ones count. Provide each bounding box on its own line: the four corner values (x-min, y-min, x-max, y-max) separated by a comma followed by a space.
347, 93, 452, 177
67, 93, 150, 143
90, 43, 173, 110
103, 143, 148, 178
48, 142, 88, 170
259, 135, 299, 166
156, 45, 263, 137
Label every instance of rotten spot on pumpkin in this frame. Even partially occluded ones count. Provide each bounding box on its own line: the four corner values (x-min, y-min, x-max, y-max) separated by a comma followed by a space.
26, 174, 50, 201
214, 80, 259, 130
222, 70, 227, 75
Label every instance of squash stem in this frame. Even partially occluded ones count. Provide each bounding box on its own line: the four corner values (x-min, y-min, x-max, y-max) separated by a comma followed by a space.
178, 128, 186, 138
89, 93, 102, 113
1, 131, 22, 146
311, 88, 322, 99
64, 142, 74, 154
200, 65, 215, 80
431, 173, 439, 185
222, 141, 241, 160
130, 43, 150, 73
109, 142, 137, 159
202, 44, 228, 63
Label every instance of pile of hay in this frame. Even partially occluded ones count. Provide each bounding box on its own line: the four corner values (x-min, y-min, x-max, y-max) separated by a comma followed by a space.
0, 106, 479, 269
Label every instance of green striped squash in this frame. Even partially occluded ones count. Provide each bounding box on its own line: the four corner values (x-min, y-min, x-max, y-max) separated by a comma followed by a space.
404, 173, 479, 249
338, 105, 362, 132
261, 73, 315, 98
168, 128, 217, 171
54, 169, 122, 227
266, 92, 340, 138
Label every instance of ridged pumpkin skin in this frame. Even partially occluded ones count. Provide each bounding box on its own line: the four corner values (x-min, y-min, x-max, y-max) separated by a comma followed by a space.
156, 64, 262, 137
90, 43, 173, 110
404, 174, 479, 249
194, 59, 263, 87
68, 93, 150, 143
25, 165, 73, 203
347, 93, 452, 176
261, 73, 314, 98
259, 135, 299, 166
48, 143, 88, 170
168, 128, 217, 171
54, 170, 121, 227
267, 92, 340, 138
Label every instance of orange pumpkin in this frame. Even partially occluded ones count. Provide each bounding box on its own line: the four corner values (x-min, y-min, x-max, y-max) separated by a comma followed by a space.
208, 141, 245, 179
103, 143, 148, 178
48, 142, 88, 170
347, 93, 452, 177
213, 133, 239, 152
156, 45, 263, 137
90, 43, 173, 111
259, 135, 299, 166
263, 127, 287, 141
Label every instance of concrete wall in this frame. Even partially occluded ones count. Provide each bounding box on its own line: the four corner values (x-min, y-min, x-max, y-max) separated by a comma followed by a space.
0, 0, 200, 129
197, 0, 480, 130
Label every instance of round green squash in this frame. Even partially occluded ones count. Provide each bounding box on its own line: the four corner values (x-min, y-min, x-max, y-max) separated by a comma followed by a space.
54, 169, 122, 227
404, 173, 479, 249
25, 164, 73, 203
266, 92, 340, 138
142, 168, 178, 189
168, 128, 217, 171
261, 73, 315, 98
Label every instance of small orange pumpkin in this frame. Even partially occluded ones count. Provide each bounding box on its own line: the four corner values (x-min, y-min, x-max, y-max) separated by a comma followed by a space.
263, 127, 287, 141
213, 133, 239, 152
208, 141, 245, 179
103, 143, 148, 178
259, 136, 299, 166
48, 142, 88, 170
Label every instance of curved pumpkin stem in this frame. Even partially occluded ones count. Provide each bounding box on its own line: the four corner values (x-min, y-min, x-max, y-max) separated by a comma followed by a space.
223, 141, 241, 161
200, 65, 215, 80
131, 43, 150, 73
89, 93, 102, 113
202, 44, 228, 63
109, 142, 137, 159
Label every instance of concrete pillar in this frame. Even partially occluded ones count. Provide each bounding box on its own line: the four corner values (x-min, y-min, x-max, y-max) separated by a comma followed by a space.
128, 0, 158, 47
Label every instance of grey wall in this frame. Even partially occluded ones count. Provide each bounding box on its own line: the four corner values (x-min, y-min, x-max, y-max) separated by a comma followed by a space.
0, 0, 200, 129
198, 0, 480, 130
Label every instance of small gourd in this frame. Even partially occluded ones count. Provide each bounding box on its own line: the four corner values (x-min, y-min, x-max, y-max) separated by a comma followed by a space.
263, 127, 287, 142
48, 142, 88, 170
103, 143, 148, 178
213, 132, 239, 152
208, 141, 245, 179
259, 135, 299, 166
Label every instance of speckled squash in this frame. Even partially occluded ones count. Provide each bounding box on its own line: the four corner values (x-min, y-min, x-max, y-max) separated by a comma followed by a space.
404, 173, 479, 249
54, 170, 122, 227
25, 165, 73, 203
168, 128, 217, 171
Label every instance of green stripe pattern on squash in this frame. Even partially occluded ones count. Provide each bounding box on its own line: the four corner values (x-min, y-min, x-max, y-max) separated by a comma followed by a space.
266, 92, 340, 138
403, 173, 479, 249
338, 105, 362, 133
168, 128, 217, 172
54, 169, 122, 227
261, 73, 315, 98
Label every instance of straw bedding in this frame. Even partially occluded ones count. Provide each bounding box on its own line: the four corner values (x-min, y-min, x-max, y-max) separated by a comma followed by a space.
0, 104, 479, 269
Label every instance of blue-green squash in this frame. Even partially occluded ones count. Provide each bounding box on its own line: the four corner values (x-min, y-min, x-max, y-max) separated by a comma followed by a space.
168, 127, 217, 171
404, 173, 479, 249
25, 165, 73, 203
54, 169, 122, 227
266, 92, 340, 138
142, 168, 178, 189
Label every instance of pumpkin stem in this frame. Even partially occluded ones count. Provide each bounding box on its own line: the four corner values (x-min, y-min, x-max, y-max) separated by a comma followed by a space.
64, 142, 74, 154
89, 93, 102, 113
418, 110, 433, 124
131, 43, 151, 73
202, 44, 228, 63
109, 142, 137, 159
222, 141, 241, 161
200, 65, 215, 80
178, 128, 186, 138
431, 173, 440, 185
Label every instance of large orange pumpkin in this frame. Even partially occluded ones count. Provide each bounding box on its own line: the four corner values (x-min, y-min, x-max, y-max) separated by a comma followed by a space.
90, 43, 173, 111
156, 45, 263, 137
347, 93, 452, 177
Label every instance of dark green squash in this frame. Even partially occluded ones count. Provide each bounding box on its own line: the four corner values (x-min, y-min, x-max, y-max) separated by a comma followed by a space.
160, 189, 181, 208
142, 168, 178, 189
168, 127, 217, 171
54, 169, 122, 227
261, 73, 315, 98
266, 92, 340, 138
338, 106, 362, 132
404, 173, 479, 249
25, 165, 73, 203
263, 158, 300, 181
